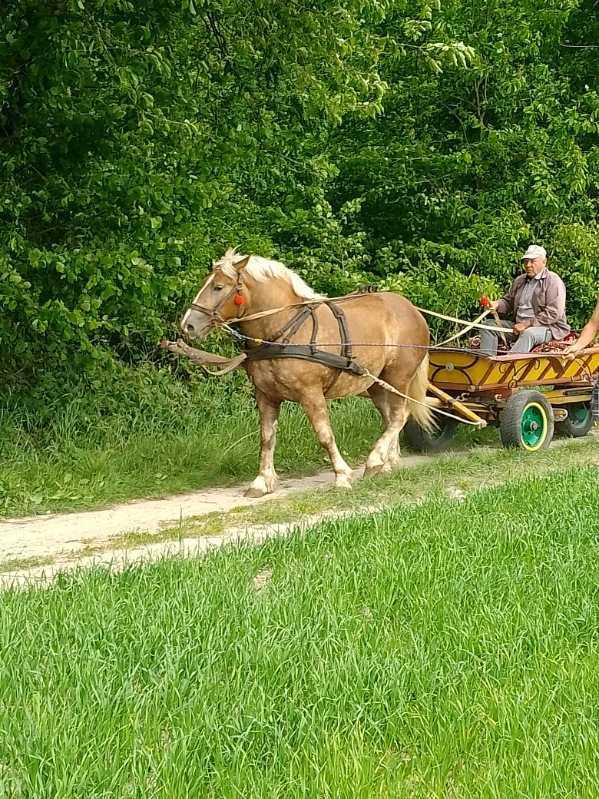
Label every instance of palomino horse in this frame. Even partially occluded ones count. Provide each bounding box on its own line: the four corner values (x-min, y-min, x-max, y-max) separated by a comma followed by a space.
181, 250, 432, 497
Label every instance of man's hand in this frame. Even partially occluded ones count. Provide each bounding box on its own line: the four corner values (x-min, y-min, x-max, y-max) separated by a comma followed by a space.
564, 343, 583, 360
479, 297, 501, 311
512, 322, 528, 335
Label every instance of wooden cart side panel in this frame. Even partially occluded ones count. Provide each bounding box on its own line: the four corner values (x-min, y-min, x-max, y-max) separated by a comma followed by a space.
429, 347, 599, 392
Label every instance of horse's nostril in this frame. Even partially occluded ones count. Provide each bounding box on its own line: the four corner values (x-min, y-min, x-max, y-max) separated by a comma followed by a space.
186, 324, 195, 334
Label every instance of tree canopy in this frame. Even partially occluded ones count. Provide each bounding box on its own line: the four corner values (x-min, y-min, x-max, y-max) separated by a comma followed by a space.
1, 0, 598, 380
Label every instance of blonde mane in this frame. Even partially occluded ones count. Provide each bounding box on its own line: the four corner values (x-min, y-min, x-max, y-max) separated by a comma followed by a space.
215, 248, 323, 300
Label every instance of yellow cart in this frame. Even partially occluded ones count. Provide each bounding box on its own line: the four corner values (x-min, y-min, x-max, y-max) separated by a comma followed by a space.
404, 346, 599, 452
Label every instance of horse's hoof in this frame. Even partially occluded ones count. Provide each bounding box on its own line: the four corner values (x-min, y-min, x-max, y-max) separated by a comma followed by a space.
335, 474, 353, 491
379, 460, 399, 475
245, 486, 267, 498
363, 464, 383, 479
244, 475, 278, 498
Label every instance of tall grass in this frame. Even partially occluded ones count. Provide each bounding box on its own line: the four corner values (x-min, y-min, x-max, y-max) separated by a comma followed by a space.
0, 362, 384, 517
1, 468, 599, 796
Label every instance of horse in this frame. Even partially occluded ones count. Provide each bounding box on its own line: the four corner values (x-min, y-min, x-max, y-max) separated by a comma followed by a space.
181, 249, 433, 497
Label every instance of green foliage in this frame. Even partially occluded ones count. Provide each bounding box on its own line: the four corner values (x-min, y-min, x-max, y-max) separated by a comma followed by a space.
1, 0, 598, 384
0, 0, 397, 376
335, 0, 599, 329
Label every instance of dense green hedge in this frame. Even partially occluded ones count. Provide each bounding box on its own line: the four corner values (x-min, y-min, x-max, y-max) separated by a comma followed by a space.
1, 0, 598, 386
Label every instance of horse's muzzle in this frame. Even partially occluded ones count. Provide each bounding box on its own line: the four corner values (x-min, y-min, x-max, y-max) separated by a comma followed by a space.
180, 310, 212, 341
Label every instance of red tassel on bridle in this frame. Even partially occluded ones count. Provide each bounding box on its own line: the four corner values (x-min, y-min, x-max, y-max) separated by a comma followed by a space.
234, 292, 246, 306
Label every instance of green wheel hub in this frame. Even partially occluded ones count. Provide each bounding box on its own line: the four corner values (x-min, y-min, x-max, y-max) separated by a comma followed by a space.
521, 404, 546, 448
500, 391, 554, 451
570, 404, 591, 427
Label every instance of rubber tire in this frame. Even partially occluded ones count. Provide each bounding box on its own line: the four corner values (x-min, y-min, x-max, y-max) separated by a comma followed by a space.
499, 390, 554, 451
555, 402, 593, 438
403, 417, 458, 453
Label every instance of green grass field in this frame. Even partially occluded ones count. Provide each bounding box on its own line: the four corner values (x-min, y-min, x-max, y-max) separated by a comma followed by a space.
0, 362, 493, 518
2, 468, 599, 796
0, 364, 374, 517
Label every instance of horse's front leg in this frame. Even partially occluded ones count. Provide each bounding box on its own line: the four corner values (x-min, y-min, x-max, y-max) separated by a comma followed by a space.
245, 391, 281, 498
300, 393, 353, 490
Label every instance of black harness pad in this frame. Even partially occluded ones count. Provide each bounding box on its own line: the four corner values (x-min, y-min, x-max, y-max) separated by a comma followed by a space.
244, 300, 365, 376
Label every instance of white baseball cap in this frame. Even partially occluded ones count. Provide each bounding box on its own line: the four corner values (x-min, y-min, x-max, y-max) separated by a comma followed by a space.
521, 244, 547, 260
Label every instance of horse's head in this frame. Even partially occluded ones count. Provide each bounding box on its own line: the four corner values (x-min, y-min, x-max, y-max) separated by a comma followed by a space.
181, 253, 250, 340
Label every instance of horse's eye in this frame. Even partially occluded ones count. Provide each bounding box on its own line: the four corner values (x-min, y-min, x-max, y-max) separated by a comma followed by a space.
214, 285, 224, 291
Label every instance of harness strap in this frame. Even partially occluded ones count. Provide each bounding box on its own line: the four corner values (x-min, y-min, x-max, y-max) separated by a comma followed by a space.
243, 299, 362, 376
279, 305, 315, 344
245, 344, 367, 376
160, 339, 248, 375
310, 306, 319, 355
327, 301, 353, 361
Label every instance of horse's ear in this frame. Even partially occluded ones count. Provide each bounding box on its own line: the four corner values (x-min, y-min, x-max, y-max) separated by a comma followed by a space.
234, 255, 250, 272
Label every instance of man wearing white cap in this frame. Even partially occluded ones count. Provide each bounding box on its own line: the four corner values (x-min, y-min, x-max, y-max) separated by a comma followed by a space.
480, 244, 570, 356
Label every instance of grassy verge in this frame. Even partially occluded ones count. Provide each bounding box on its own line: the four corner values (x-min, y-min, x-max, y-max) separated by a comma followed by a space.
1, 468, 599, 796
97, 435, 599, 554
0, 363, 375, 517
0, 361, 493, 518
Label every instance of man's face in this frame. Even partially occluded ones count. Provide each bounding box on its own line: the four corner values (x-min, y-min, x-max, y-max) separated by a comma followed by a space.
522, 256, 546, 277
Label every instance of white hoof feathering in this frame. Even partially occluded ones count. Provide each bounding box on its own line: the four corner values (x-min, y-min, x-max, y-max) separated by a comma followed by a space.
364, 452, 384, 477
245, 474, 278, 498
335, 473, 353, 491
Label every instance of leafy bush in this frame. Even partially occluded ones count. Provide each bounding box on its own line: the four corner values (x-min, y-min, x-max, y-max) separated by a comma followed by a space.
2, 0, 598, 394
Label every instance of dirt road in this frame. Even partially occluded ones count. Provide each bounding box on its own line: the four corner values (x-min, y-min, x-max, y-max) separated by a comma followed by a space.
0, 452, 438, 585
1, 437, 596, 586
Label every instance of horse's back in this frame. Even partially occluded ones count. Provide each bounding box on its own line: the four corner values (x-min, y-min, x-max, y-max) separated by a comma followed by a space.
246, 289, 430, 402
341, 290, 429, 345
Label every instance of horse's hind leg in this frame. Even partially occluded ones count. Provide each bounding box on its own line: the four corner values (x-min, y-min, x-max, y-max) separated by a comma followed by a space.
245, 391, 281, 498
300, 392, 353, 490
367, 384, 400, 472
365, 375, 410, 477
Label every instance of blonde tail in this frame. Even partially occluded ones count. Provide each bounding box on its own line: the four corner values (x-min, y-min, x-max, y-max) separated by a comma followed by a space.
407, 354, 434, 432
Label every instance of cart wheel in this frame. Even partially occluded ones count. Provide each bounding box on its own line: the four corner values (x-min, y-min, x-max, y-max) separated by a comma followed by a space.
555, 402, 593, 438
403, 416, 458, 453
500, 390, 554, 451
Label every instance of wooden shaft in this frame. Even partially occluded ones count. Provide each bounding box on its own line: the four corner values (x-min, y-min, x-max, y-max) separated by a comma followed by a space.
427, 382, 487, 427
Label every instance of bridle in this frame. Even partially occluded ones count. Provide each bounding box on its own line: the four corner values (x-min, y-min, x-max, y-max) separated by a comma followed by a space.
186, 262, 248, 328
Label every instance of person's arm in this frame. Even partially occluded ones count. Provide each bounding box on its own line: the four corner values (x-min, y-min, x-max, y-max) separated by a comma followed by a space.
566, 298, 599, 355
494, 280, 517, 316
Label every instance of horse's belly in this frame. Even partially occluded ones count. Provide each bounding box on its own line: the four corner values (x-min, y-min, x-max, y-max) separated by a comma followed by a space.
324, 374, 374, 400
247, 359, 372, 402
